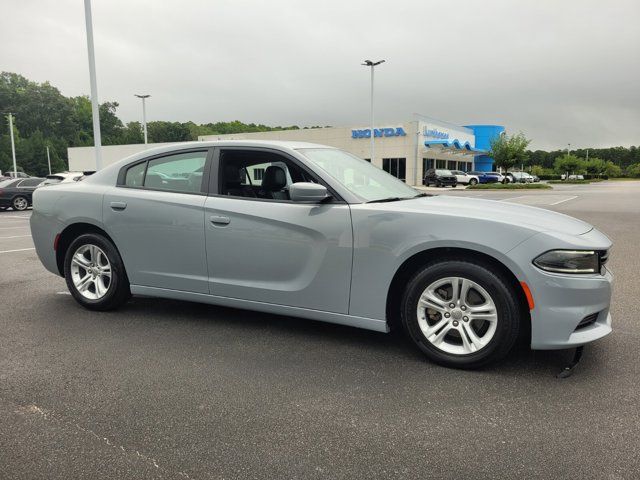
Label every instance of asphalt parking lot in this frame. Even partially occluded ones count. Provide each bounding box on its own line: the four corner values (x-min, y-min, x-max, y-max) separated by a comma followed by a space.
1, 181, 639, 479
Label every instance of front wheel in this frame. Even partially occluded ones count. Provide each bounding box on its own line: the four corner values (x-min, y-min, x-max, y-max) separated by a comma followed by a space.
64, 233, 131, 311
469, 178, 478, 186
400, 259, 521, 369
12, 196, 28, 211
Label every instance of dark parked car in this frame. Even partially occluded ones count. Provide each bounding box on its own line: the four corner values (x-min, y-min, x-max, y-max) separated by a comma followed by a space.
423, 169, 457, 187
468, 171, 502, 184
0, 177, 44, 211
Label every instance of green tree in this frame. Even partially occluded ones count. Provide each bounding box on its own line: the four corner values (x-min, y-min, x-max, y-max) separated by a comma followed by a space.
489, 132, 531, 172
554, 154, 584, 177
604, 162, 622, 178
626, 163, 640, 178
583, 157, 606, 177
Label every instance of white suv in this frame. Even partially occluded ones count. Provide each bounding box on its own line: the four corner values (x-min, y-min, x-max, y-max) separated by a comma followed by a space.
451, 170, 479, 186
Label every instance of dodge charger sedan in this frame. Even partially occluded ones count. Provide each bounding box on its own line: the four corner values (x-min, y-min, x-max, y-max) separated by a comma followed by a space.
30, 141, 613, 368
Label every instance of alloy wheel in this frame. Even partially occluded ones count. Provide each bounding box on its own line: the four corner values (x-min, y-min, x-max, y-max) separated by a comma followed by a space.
70, 244, 112, 300
13, 197, 28, 210
416, 276, 498, 355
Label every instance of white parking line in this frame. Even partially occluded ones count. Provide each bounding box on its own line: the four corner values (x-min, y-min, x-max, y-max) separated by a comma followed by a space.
500, 196, 529, 202
0, 247, 35, 254
0, 235, 32, 239
549, 195, 578, 205
0, 226, 30, 230
1, 216, 30, 220
56, 291, 71, 295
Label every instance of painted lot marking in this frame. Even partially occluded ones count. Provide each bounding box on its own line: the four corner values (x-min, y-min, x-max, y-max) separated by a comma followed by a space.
0, 235, 32, 239
501, 195, 578, 206
0, 226, 30, 230
0, 247, 35, 254
1, 216, 30, 220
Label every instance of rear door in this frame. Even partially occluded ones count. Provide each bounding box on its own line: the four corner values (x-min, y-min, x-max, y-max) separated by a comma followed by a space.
204, 147, 353, 314
103, 149, 212, 293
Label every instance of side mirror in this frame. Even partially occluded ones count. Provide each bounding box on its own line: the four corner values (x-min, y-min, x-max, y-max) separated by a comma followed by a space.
289, 182, 329, 203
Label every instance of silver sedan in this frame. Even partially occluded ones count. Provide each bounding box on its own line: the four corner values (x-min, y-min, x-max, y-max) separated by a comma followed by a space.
30, 141, 613, 368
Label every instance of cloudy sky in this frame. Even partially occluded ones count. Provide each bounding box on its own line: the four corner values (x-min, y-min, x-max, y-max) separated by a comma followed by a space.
1, 0, 639, 150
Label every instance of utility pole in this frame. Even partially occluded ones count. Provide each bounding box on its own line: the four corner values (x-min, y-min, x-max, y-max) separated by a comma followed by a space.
135, 94, 150, 144
7, 113, 17, 176
46, 145, 52, 174
361, 59, 385, 165
84, 0, 102, 170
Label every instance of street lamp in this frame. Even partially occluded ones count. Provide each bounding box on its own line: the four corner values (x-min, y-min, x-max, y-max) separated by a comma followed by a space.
84, 0, 102, 170
5, 113, 18, 177
134, 94, 151, 144
361, 59, 385, 164
567, 143, 571, 155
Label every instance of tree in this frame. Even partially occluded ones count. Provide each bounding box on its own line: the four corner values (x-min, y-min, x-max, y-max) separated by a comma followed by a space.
489, 132, 531, 172
626, 163, 640, 178
604, 162, 622, 178
554, 154, 584, 177
583, 157, 607, 177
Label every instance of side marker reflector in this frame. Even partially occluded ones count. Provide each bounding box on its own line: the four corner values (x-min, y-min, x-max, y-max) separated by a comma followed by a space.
520, 281, 534, 310
53, 233, 61, 251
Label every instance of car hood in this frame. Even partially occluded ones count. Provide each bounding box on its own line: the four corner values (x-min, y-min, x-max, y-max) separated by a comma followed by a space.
377, 195, 593, 236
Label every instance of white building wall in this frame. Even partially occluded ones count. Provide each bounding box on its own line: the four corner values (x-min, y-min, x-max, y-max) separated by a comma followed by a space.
67, 118, 479, 186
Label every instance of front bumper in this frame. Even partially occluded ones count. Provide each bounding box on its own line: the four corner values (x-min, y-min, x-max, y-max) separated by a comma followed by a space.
509, 229, 613, 350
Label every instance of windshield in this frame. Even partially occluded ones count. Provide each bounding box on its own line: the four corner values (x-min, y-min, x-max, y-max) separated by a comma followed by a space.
298, 148, 419, 202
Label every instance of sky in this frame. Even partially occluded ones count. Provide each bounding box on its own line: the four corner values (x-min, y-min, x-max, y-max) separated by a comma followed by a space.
1, 0, 639, 150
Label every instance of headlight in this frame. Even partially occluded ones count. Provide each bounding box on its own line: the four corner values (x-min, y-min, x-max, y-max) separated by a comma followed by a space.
533, 250, 600, 274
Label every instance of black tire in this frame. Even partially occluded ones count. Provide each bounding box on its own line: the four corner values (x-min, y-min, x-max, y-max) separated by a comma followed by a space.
469, 178, 478, 186
64, 233, 131, 311
400, 259, 521, 369
12, 196, 29, 211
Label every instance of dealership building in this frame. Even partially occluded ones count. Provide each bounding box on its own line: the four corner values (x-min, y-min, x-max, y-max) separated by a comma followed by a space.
68, 117, 504, 187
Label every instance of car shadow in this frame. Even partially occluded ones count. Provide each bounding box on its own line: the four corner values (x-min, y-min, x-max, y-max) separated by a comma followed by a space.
111, 295, 596, 378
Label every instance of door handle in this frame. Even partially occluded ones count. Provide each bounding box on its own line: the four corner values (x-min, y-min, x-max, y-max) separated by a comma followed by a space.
210, 215, 230, 226
110, 201, 127, 211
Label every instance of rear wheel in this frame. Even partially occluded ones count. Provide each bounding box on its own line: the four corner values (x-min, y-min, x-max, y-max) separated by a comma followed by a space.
12, 196, 28, 211
64, 233, 131, 311
469, 178, 478, 186
400, 259, 521, 369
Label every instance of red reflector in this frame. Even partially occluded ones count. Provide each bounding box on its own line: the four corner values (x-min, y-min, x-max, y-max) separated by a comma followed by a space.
520, 281, 535, 310
53, 233, 61, 251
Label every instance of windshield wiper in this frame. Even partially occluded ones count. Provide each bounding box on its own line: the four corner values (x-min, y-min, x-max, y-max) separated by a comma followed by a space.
366, 197, 405, 203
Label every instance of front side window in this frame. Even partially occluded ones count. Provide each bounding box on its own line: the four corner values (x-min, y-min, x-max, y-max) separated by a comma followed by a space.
19, 178, 45, 187
219, 150, 313, 201
298, 148, 418, 202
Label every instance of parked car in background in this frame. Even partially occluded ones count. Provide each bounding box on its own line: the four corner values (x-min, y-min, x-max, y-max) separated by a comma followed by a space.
423, 169, 458, 187
40, 172, 84, 186
530, 174, 540, 182
468, 171, 501, 184
1, 171, 30, 179
505, 172, 533, 184
451, 170, 479, 186
0, 177, 45, 211
30, 141, 613, 369
561, 174, 585, 180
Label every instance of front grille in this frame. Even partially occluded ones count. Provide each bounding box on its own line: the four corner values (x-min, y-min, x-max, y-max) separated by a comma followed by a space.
575, 312, 599, 331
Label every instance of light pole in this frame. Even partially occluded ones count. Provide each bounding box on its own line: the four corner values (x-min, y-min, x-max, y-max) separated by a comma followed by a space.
361, 59, 385, 164
84, 0, 102, 170
567, 143, 571, 155
134, 94, 150, 144
46, 145, 52, 175
6, 113, 18, 176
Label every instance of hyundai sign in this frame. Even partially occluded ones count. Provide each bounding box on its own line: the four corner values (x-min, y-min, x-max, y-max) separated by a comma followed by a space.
352, 127, 407, 139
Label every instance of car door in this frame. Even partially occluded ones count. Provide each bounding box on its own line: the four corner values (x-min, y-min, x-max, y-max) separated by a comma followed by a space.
103, 148, 211, 294
204, 147, 353, 314
16, 178, 43, 201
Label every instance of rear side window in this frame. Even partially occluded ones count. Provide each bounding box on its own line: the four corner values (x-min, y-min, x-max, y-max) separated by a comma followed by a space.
124, 151, 207, 194
125, 162, 146, 187
18, 178, 44, 187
